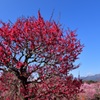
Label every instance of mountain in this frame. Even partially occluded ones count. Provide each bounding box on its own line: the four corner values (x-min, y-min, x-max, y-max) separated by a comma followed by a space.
81, 74, 100, 82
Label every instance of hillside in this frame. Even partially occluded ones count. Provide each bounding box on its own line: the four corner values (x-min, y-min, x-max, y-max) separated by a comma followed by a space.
81, 74, 100, 82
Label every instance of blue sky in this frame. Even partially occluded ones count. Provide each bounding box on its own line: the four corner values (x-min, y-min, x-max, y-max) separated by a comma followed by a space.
0, 0, 100, 77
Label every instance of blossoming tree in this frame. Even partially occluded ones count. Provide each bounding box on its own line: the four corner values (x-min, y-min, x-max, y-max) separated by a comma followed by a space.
0, 11, 83, 100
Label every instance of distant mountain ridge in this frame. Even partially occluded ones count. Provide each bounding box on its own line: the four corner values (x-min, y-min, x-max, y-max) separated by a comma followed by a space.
81, 74, 100, 82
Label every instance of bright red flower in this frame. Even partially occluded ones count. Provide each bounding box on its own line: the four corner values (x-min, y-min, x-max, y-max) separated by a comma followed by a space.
0, 11, 83, 100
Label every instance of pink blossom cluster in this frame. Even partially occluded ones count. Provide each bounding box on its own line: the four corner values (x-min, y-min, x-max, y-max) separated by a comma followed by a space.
78, 82, 100, 100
